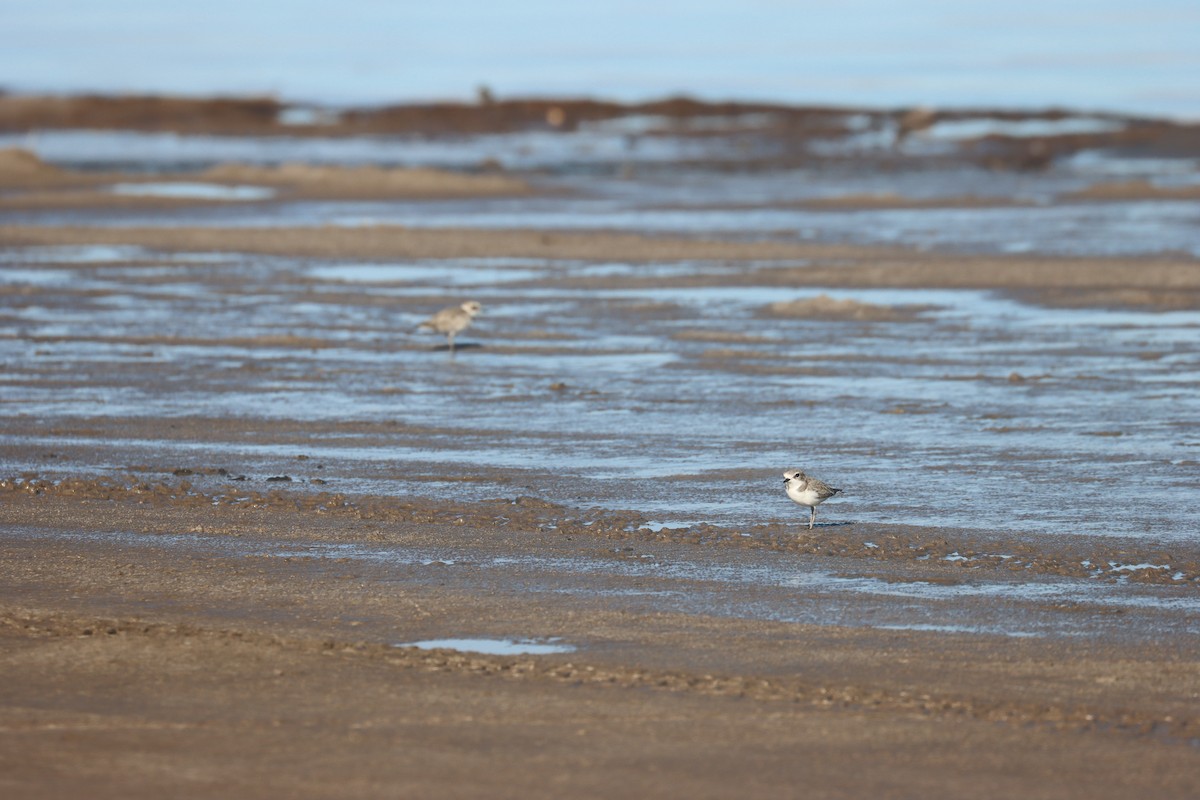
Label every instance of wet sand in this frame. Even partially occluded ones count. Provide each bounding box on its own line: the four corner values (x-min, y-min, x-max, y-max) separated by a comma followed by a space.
3, 94, 1200, 797
1063, 181, 1200, 202
3, 492, 1199, 799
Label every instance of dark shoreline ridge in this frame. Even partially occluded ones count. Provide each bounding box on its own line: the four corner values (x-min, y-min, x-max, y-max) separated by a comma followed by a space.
2, 92, 1199, 170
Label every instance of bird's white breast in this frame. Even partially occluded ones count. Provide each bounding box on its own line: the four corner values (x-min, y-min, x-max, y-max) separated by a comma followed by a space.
786, 483, 823, 508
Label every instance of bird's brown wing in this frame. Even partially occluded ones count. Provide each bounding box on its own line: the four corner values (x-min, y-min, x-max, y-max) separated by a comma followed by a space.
808, 477, 842, 500
421, 307, 463, 332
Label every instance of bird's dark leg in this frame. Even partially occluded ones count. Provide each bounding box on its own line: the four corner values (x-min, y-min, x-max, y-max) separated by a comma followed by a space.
448, 331, 456, 355
809, 506, 816, 529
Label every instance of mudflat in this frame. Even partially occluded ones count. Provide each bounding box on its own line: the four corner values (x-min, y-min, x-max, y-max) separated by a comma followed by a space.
3, 230, 1199, 797
2, 94, 1200, 797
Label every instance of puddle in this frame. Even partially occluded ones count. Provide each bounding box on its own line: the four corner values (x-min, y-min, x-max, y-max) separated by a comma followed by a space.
0, 267, 75, 286
307, 260, 544, 286
0, 244, 153, 264
1062, 151, 1200, 181
921, 117, 1126, 141
0, 245, 241, 266
277, 106, 340, 127
642, 521, 693, 532
394, 638, 576, 655
876, 623, 1044, 638
109, 182, 276, 201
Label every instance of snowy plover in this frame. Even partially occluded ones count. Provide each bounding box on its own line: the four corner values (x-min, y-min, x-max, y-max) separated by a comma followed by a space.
783, 469, 842, 529
418, 301, 482, 353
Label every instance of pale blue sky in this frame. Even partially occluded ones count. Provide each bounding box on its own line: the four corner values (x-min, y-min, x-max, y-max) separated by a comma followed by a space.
2, 0, 1198, 117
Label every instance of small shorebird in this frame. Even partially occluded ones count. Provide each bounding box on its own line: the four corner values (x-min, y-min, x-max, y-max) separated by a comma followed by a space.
783, 469, 842, 529
418, 301, 482, 353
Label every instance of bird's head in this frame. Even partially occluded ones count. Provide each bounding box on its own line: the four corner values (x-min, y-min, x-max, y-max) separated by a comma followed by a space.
782, 469, 805, 485
461, 301, 483, 316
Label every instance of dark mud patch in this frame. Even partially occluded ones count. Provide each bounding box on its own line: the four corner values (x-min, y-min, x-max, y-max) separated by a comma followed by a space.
1063, 181, 1200, 203
672, 329, 776, 344
201, 162, 532, 199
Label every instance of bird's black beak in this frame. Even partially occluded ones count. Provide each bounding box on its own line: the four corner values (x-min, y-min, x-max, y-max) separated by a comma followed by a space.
782, 478, 789, 483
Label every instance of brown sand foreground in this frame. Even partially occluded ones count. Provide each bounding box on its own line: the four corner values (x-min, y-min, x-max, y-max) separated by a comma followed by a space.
2, 490, 1199, 800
